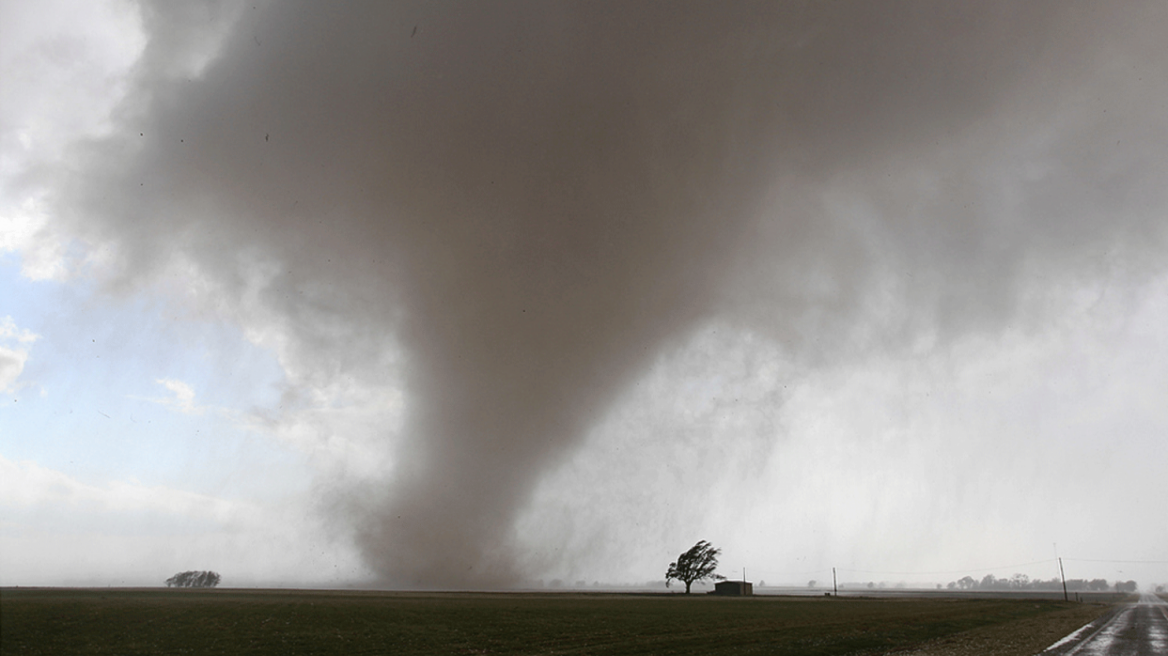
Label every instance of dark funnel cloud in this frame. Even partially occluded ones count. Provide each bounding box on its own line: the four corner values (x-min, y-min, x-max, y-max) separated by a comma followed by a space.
40, 1, 1168, 587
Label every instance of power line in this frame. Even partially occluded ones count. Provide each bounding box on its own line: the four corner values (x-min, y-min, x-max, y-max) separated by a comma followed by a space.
742, 566, 835, 578
835, 559, 1058, 577
1063, 558, 1168, 565
742, 557, 1163, 582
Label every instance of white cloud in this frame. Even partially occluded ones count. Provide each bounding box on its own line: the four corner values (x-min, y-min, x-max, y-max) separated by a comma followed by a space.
0, 197, 71, 281
0, 316, 38, 393
0, 316, 38, 344
0, 454, 244, 524
133, 378, 211, 416
155, 377, 200, 415
0, 347, 30, 394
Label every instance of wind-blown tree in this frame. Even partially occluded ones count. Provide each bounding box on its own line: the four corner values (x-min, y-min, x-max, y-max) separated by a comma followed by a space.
666, 540, 725, 594
165, 570, 221, 588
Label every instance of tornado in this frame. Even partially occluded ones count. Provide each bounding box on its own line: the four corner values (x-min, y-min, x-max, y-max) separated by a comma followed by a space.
35, 1, 1168, 587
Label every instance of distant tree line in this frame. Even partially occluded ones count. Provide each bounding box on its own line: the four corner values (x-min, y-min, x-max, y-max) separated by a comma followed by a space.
166, 571, 221, 588
945, 573, 1136, 592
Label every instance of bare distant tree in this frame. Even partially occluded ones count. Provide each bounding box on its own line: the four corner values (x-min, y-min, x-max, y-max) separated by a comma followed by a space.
165, 570, 221, 588
665, 541, 725, 594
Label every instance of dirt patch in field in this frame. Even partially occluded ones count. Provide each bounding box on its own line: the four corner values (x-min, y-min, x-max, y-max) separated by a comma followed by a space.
890, 602, 1111, 655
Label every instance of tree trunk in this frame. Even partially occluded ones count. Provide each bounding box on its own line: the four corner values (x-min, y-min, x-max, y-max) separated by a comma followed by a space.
685, 581, 691, 594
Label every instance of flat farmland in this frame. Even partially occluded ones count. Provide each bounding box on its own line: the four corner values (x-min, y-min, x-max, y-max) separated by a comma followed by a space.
0, 588, 1111, 655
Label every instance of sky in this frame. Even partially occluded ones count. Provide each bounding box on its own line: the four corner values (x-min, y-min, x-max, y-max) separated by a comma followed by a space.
1, 1, 1166, 590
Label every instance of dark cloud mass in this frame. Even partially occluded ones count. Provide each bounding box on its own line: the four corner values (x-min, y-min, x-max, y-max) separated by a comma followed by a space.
43, 1, 1168, 586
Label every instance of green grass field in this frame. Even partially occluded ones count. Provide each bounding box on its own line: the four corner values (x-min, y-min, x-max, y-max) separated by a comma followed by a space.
0, 588, 1107, 655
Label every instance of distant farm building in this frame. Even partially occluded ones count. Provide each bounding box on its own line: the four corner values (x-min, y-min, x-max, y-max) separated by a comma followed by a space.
711, 580, 753, 596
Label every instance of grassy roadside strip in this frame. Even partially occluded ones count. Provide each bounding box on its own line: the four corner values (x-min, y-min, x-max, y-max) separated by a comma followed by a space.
893, 597, 1120, 656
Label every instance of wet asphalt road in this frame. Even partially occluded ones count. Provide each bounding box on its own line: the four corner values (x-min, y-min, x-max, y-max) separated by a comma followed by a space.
1045, 593, 1168, 655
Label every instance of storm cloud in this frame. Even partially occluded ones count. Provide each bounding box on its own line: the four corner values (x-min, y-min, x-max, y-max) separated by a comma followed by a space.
31, 1, 1168, 587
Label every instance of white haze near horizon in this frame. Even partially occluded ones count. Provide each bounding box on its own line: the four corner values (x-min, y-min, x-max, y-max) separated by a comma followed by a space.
1, 1, 1166, 591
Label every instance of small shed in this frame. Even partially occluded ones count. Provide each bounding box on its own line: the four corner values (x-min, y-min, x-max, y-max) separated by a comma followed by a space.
712, 580, 753, 596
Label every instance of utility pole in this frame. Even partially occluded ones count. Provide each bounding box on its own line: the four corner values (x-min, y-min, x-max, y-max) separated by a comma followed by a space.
832, 567, 838, 596
1059, 558, 1068, 602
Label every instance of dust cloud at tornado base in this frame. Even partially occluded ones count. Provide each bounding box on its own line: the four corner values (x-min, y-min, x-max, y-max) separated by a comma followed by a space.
32, 2, 1168, 587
